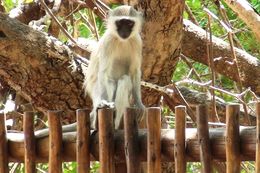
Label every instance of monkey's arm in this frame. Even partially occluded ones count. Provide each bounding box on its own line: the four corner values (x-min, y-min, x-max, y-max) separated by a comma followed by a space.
132, 68, 144, 108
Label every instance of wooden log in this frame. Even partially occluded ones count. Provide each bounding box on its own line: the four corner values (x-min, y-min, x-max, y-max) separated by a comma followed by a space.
48, 111, 62, 173
98, 108, 115, 173
226, 104, 241, 173
196, 105, 212, 173
5, 127, 258, 162
0, 113, 8, 173
147, 107, 161, 173
124, 108, 141, 173
23, 111, 36, 173
76, 109, 91, 173
174, 106, 186, 173
256, 102, 260, 173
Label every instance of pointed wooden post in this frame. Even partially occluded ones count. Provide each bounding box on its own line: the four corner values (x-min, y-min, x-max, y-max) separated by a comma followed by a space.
48, 111, 62, 173
124, 108, 141, 173
255, 102, 260, 173
98, 108, 115, 173
226, 104, 240, 173
24, 111, 36, 173
196, 104, 212, 173
77, 109, 91, 173
0, 113, 8, 173
174, 106, 186, 173
147, 107, 161, 173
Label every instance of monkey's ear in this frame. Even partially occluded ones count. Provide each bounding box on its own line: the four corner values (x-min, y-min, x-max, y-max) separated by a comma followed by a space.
106, 9, 113, 18
132, 6, 144, 19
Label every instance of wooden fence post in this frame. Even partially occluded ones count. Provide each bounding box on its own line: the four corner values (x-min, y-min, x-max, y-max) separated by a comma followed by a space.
196, 104, 212, 173
48, 111, 62, 173
77, 109, 91, 173
174, 105, 186, 173
98, 108, 115, 173
24, 111, 36, 173
256, 102, 260, 173
226, 104, 240, 173
0, 113, 8, 173
147, 107, 161, 173
124, 107, 141, 173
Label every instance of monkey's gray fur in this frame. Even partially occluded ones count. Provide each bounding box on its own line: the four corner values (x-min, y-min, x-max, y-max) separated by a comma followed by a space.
84, 5, 145, 129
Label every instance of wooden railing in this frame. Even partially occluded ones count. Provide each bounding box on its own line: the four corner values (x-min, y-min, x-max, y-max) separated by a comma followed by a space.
0, 102, 259, 173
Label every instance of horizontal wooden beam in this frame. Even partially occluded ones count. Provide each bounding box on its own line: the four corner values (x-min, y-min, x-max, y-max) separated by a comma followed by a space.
7, 127, 256, 163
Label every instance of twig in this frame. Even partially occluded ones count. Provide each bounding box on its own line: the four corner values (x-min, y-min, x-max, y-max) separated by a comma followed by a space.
214, 0, 244, 49
204, 7, 251, 125
64, 4, 81, 20
79, 12, 96, 35
39, 0, 77, 44
181, 54, 202, 82
176, 79, 255, 114
184, 2, 199, 25
205, 12, 219, 122
39, 0, 90, 54
90, 10, 100, 40
141, 81, 196, 122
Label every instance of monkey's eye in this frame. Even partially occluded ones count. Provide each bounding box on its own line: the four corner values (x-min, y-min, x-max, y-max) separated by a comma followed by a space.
116, 19, 135, 29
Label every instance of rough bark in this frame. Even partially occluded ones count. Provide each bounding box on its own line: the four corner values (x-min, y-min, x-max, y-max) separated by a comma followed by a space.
222, 0, 260, 42
0, 13, 88, 113
138, 0, 184, 106
183, 19, 260, 96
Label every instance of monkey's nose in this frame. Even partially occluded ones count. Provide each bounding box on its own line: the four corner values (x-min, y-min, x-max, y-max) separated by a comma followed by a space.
118, 31, 131, 39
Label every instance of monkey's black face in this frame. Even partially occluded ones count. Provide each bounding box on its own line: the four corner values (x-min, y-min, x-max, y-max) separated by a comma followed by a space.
115, 19, 135, 39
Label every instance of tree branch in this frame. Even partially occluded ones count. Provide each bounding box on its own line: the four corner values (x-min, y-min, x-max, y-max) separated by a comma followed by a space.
0, 13, 88, 113
183, 19, 260, 96
222, 0, 260, 42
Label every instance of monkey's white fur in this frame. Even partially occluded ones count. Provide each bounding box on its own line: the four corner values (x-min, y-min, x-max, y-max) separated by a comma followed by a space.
84, 5, 144, 129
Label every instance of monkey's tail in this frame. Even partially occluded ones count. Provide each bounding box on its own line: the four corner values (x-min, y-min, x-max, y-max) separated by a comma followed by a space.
114, 75, 132, 129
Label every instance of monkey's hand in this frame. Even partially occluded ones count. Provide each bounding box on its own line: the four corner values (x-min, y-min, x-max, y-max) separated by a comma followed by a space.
90, 100, 115, 130
98, 100, 115, 108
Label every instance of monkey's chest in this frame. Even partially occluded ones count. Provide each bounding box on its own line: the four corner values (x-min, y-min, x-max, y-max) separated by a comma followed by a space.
107, 58, 132, 79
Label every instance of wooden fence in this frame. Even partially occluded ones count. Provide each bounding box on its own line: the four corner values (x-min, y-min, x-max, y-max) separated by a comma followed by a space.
0, 102, 259, 173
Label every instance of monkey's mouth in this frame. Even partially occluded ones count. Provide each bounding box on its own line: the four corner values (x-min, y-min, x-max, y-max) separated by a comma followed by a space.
118, 32, 131, 39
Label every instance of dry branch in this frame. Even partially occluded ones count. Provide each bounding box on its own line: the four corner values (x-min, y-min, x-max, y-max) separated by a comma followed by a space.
222, 0, 260, 42
183, 19, 260, 96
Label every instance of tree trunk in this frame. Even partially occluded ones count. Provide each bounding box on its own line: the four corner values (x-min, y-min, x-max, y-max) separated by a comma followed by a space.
138, 0, 184, 106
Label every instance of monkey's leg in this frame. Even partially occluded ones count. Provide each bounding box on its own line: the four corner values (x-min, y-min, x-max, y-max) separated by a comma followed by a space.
131, 70, 146, 123
90, 79, 116, 129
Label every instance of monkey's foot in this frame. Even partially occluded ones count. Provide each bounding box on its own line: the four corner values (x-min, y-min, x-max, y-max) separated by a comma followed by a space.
98, 100, 115, 108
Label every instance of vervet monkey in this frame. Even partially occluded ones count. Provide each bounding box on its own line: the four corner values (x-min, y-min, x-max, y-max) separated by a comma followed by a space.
15, 5, 144, 139
84, 5, 145, 129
